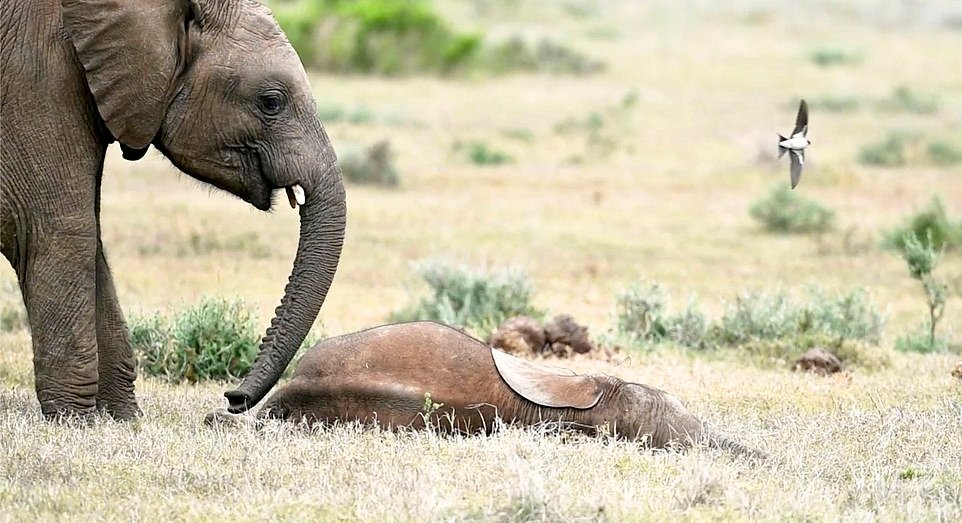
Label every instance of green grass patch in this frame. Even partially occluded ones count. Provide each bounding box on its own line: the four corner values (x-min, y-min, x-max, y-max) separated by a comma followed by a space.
749, 185, 835, 234
390, 262, 541, 334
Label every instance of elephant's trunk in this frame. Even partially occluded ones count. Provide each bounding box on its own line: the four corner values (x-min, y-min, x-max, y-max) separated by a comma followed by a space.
224, 166, 346, 413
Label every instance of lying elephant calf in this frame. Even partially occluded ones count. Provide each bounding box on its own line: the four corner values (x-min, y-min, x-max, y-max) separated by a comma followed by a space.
209, 321, 764, 458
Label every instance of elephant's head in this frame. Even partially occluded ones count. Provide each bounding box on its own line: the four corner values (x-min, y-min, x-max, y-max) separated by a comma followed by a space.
62, 0, 346, 412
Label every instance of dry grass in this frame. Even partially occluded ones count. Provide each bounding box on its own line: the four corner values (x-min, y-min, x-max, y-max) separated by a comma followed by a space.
3, 0, 962, 520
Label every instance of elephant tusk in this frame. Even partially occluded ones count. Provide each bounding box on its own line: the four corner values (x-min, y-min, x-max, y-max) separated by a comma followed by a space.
284, 184, 305, 209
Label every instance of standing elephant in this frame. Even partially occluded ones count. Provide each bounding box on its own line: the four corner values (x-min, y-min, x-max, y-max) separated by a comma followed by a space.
209, 322, 765, 459
0, 0, 346, 419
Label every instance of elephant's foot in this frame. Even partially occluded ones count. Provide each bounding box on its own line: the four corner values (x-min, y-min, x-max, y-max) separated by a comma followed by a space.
97, 397, 142, 421
96, 367, 141, 421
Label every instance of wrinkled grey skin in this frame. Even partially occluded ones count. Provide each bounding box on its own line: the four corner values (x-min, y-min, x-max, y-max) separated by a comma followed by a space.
208, 322, 765, 460
0, 0, 346, 419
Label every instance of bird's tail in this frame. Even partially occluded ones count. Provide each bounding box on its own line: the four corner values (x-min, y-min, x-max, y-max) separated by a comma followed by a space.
777, 134, 788, 159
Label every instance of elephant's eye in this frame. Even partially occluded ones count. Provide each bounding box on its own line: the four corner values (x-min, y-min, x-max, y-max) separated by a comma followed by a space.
258, 91, 285, 116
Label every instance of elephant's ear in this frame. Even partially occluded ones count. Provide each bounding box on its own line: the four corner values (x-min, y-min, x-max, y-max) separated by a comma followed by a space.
491, 349, 603, 409
61, 0, 188, 149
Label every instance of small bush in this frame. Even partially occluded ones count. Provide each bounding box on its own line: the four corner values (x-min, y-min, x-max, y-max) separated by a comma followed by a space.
884, 197, 962, 253
131, 298, 259, 383
711, 288, 884, 348
390, 262, 541, 334
895, 232, 951, 353
858, 131, 916, 167
272, 0, 481, 75
878, 86, 939, 114
749, 185, 836, 234
131, 297, 322, 383
809, 45, 862, 67
454, 140, 514, 166
484, 36, 605, 75
612, 282, 709, 350
340, 140, 400, 187
0, 302, 27, 332
612, 282, 887, 367
926, 140, 962, 166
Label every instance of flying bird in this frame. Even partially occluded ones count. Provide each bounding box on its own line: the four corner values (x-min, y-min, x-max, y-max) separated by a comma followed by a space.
778, 99, 810, 189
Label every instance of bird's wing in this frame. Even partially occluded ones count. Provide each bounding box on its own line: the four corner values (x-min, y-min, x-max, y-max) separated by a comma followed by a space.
792, 99, 808, 137
789, 149, 804, 189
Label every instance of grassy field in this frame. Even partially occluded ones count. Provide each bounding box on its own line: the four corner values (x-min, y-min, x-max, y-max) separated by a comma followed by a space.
2, 0, 962, 520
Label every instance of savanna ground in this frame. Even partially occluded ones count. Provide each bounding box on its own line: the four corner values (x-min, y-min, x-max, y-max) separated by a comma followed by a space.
3, 1, 962, 521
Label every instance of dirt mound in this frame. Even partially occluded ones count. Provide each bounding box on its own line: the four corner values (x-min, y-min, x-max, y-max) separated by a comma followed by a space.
544, 314, 593, 356
487, 316, 545, 355
792, 347, 843, 376
488, 315, 611, 359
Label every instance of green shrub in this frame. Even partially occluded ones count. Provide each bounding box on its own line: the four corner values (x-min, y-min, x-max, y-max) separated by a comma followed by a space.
0, 302, 27, 332
809, 45, 862, 67
858, 131, 915, 167
340, 140, 400, 187
454, 140, 514, 166
879, 86, 939, 114
749, 185, 836, 234
612, 282, 709, 350
612, 282, 887, 367
895, 232, 951, 353
926, 140, 962, 166
131, 298, 259, 383
271, 0, 481, 75
131, 297, 322, 383
390, 262, 541, 334
884, 197, 962, 253
711, 288, 883, 348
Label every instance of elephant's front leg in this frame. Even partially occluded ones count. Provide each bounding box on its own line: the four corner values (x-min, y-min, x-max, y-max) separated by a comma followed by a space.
23, 223, 100, 419
95, 242, 140, 419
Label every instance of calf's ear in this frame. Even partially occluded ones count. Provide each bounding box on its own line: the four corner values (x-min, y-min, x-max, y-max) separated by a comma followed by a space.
491, 349, 604, 409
